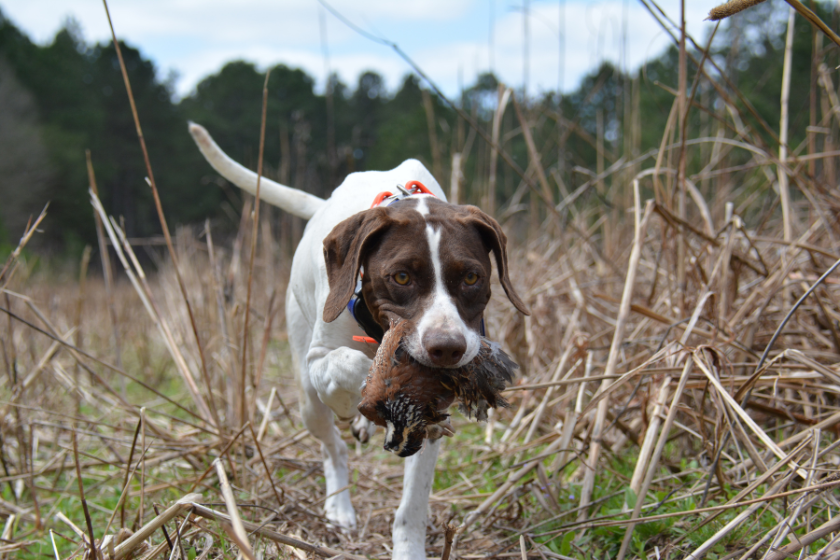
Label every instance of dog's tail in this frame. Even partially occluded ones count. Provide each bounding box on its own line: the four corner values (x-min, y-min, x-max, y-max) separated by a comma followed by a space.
189, 122, 325, 220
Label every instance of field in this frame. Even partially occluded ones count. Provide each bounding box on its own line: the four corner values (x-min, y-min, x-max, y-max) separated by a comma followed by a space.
2, 1, 840, 559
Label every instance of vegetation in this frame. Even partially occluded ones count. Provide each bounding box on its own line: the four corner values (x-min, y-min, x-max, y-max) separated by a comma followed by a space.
1, 1, 840, 559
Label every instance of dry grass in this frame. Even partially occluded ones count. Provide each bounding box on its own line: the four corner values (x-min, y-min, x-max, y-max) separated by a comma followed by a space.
2, 2, 840, 559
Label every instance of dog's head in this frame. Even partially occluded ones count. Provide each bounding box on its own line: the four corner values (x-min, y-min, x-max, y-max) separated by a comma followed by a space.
323, 196, 529, 368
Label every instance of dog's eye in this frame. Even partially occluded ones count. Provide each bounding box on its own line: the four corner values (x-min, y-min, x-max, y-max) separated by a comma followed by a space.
464, 272, 479, 285
394, 272, 411, 285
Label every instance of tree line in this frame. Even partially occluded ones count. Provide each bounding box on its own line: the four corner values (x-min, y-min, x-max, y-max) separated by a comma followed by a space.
0, 1, 828, 255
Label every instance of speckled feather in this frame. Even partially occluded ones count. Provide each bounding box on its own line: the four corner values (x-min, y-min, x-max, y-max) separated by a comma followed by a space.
358, 319, 518, 457
446, 338, 517, 421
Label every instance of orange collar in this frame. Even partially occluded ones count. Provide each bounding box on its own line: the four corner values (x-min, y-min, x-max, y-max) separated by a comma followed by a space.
370, 180, 436, 208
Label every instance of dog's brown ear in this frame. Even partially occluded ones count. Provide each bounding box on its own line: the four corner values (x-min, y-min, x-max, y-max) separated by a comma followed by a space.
323, 208, 392, 323
461, 206, 530, 316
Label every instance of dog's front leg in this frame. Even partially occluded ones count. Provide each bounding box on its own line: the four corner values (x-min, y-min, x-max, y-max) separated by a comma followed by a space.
306, 345, 372, 420
304, 344, 372, 529
393, 438, 441, 560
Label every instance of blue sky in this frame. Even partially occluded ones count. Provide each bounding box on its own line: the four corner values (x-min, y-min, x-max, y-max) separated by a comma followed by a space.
2, 1, 721, 99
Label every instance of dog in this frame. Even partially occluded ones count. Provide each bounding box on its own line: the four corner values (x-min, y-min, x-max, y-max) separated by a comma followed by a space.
189, 123, 528, 559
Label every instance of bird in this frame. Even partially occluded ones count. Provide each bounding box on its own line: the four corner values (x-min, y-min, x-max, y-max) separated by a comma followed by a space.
358, 320, 456, 457
358, 319, 518, 457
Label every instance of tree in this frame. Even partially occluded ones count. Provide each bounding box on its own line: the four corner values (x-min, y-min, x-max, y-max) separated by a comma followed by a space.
0, 56, 52, 246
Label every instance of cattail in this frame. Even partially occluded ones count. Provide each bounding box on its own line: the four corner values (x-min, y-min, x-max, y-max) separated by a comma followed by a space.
707, 0, 768, 21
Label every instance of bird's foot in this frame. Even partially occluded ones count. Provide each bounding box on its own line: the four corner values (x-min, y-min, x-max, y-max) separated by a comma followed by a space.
426, 419, 455, 441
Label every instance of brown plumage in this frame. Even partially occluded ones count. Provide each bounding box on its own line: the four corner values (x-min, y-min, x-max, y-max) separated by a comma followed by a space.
443, 337, 518, 421
358, 320, 518, 457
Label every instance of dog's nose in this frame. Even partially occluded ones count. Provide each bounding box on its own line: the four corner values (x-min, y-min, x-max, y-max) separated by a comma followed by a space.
423, 330, 466, 367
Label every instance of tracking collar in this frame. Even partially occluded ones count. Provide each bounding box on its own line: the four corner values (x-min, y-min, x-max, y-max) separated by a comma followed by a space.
347, 269, 384, 344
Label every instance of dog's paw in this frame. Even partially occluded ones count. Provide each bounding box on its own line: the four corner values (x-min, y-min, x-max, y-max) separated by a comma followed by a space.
351, 415, 377, 443
325, 492, 357, 531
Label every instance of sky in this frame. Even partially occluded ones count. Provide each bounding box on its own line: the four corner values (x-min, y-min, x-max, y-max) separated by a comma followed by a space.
1, 0, 723, 99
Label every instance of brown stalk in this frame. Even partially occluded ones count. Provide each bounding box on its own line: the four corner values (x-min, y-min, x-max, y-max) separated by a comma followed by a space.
205, 219, 235, 422
626, 378, 670, 507
72, 430, 99, 560
104, 440, 153, 539
111, 494, 201, 560
777, 8, 797, 312
676, 0, 687, 308
120, 417, 142, 528
488, 86, 512, 216
652, 100, 678, 205
253, 288, 277, 393
765, 507, 840, 560
140, 407, 146, 530
580, 188, 654, 520
151, 504, 174, 556
522, 324, 580, 444
512, 94, 553, 205
85, 151, 123, 374
73, 246, 91, 350
617, 357, 691, 559
256, 387, 278, 442
0, 206, 48, 290
27, 424, 41, 529
100, 0, 216, 430
504, 374, 622, 392
785, 0, 840, 49
247, 422, 283, 510
214, 458, 255, 560
677, 434, 815, 546
88, 194, 215, 425
240, 70, 270, 427
808, 7, 820, 178
441, 522, 458, 560
421, 88, 443, 180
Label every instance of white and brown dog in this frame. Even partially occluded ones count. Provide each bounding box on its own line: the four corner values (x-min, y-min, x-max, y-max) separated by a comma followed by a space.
190, 123, 528, 559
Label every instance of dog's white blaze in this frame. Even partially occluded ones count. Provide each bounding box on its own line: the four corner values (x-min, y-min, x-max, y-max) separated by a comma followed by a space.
413, 196, 430, 217
410, 224, 480, 368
